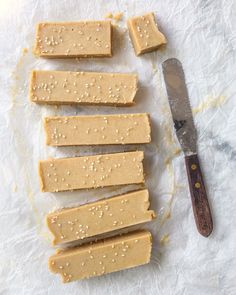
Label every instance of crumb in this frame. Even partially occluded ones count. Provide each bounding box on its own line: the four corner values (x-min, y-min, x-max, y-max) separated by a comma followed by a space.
114, 12, 123, 22
104, 12, 123, 22
160, 233, 169, 245
104, 12, 113, 19
22, 48, 28, 54
12, 184, 18, 192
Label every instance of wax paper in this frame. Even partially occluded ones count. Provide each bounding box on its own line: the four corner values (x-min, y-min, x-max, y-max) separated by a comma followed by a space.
0, 0, 236, 294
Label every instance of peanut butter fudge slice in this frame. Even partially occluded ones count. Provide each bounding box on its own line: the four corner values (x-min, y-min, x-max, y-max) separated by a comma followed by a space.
34, 21, 112, 58
49, 230, 152, 282
44, 113, 151, 146
30, 70, 137, 105
47, 189, 155, 245
39, 151, 144, 192
128, 13, 167, 56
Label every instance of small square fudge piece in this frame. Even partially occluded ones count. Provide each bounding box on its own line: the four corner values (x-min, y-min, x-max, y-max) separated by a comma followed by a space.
128, 13, 167, 56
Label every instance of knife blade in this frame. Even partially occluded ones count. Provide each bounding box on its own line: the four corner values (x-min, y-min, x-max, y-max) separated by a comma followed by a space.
162, 58, 213, 237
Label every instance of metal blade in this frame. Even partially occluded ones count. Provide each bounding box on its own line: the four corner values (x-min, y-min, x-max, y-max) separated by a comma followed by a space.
162, 58, 197, 155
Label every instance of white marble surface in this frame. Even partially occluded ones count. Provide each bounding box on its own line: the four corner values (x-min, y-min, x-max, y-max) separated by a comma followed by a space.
0, 0, 236, 294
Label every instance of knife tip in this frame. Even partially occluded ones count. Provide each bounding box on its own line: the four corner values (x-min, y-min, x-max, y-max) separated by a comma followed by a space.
162, 57, 181, 68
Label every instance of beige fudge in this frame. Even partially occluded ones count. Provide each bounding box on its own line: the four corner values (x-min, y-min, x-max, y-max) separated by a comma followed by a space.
44, 113, 151, 146
34, 21, 112, 58
39, 151, 144, 192
47, 189, 155, 245
49, 230, 152, 282
30, 70, 137, 105
128, 13, 167, 55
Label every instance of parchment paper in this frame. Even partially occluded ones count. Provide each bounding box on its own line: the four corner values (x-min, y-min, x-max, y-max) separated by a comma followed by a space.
0, 0, 236, 294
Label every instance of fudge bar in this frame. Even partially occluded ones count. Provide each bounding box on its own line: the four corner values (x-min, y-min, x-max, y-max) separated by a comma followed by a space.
34, 21, 112, 58
39, 151, 144, 192
49, 230, 152, 282
44, 113, 151, 146
47, 189, 155, 245
30, 70, 137, 105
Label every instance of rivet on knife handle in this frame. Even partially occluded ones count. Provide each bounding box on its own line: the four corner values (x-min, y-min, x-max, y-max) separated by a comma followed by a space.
185, 154, 213, 237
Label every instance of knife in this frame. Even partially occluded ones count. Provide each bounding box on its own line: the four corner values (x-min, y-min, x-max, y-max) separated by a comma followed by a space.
162, 58, 213, 237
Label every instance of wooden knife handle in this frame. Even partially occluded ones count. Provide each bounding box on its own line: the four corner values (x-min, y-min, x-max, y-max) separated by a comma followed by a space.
185, 154, 213, 237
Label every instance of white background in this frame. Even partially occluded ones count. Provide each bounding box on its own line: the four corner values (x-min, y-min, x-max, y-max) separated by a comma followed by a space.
0, 0, 236, 294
